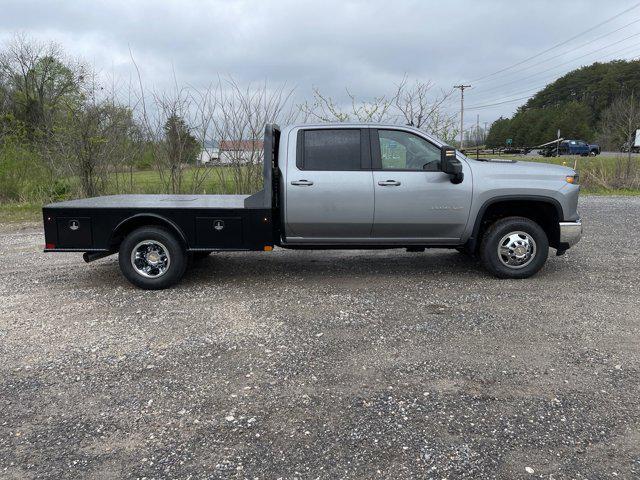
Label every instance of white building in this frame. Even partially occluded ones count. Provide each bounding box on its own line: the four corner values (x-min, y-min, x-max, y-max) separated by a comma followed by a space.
197, 140, 219, 164
218, 140, 264, 165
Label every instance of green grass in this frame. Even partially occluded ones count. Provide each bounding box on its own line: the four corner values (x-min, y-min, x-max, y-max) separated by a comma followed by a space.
0, 203, 41, 223
101, 166, 258, 195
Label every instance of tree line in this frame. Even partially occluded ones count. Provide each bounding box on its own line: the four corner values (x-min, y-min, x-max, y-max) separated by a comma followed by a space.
485, 60, 640, 149
0, 34, 460, 205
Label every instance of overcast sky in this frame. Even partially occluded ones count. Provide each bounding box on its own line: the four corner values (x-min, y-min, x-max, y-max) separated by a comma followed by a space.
2, 0, 639, 132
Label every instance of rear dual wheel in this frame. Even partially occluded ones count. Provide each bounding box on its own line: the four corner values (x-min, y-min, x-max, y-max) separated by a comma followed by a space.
119, 226, 186, 290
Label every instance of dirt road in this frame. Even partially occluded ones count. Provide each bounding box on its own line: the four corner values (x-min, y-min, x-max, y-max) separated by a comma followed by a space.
1, 196, 638, 479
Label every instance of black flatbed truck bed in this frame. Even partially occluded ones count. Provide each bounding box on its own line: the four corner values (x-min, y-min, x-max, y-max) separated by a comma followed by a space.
42, 194, 274, 254
43, 125, 281, 260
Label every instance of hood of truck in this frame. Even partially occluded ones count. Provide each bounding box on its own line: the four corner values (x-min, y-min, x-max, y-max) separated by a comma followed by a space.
471, 158, 576, 179
465, 157, 581, 223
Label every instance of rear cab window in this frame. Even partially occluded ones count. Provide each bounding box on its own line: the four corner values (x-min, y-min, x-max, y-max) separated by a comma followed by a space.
296, 129, 370, 170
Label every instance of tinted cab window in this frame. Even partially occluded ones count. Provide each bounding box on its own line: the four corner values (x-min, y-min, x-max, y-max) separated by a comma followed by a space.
300, 129, 362, 170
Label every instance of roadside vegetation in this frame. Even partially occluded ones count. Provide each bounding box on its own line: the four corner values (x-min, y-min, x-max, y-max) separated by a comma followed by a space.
0, 34, 462, 223
1, 34, 638, 224
483, 60, 640, 192
470, 152, 640, 194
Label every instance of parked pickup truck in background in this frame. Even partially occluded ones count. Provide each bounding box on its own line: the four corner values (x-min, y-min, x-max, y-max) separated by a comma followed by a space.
43, 124, 583, 289
588, 142, 600, 156
540, 139, 597, 157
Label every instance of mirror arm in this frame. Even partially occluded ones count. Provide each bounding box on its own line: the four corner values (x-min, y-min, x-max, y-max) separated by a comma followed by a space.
451, 172, 464, 184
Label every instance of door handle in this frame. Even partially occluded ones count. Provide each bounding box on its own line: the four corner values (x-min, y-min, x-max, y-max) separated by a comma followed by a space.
378, 180, 401, 186
291, 180, 314, 186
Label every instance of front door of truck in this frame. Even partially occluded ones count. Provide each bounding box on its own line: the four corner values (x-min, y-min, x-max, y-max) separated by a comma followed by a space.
285, 128, 374, 239
370, 128, 472, 242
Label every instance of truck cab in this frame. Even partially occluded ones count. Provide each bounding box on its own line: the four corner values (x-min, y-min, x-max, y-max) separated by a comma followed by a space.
43, 123, 582, 289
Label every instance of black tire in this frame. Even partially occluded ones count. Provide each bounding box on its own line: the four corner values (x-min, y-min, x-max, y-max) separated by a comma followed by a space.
118, 226, 186, 289
479, 216, 548, 279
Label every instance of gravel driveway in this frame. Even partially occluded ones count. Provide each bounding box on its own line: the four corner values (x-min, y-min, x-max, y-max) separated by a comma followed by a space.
0, 196, 638, 479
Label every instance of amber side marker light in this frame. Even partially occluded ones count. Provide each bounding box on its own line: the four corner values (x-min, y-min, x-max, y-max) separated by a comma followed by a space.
566, 174, 579, 184
263, 245, 273, 251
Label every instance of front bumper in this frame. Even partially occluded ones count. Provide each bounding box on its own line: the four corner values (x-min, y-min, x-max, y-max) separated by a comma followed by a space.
559, 219, 582, 247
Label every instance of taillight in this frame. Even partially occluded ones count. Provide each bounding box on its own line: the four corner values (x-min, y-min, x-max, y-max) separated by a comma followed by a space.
45, 243, 55, 249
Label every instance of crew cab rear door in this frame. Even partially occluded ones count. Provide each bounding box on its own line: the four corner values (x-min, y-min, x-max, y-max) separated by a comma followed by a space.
285, 128, 374, 239
370, 128, 472, 242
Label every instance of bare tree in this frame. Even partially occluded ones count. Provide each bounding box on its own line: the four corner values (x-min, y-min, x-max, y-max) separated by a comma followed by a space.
144, 89, 198, 194
211, 78, 297, 194
394, 78, 450, 126
299, 87, 396, 123
298, 77, 459, 142
599, 93, 640, 183
43, 77, 140, 197
394, 77, 458, 142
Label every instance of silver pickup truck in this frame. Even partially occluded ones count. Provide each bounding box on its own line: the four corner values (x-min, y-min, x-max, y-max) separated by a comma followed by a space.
43, 123, 582, 289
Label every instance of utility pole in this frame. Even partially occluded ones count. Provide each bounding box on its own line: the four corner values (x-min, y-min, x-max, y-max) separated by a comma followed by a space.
476, 113, 480, 159
454, 84, 471, 149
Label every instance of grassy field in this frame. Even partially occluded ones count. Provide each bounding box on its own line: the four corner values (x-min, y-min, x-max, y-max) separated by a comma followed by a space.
1, 156, 638, 223
0, 166, 260, 223
101, 166, 255, 195
0, 203, 42, 223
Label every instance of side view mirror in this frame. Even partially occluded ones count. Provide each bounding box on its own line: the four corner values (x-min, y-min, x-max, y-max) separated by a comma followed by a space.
440, 146, 464, 184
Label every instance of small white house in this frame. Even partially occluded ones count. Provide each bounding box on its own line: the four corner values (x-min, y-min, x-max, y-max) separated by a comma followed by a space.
218, 140, 264, 165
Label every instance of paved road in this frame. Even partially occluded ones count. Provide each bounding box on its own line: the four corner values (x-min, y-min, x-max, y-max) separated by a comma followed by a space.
0, 196, 639, 479
519, 150, 638, 158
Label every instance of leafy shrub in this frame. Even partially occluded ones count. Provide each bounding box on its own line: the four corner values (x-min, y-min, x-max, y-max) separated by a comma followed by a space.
0, 141, 51, 202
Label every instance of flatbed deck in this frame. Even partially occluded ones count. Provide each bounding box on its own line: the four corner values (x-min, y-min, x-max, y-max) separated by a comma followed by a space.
43, 194, 274, 253
46, 194, 251, 210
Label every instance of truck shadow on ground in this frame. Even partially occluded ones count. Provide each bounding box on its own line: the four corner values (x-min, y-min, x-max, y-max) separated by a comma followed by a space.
80, 249, 567, 288
178, 249, 562, 287
80, 248, 566, 289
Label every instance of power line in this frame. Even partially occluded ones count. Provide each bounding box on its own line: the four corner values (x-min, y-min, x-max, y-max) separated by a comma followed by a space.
466, 67, 640, 111
467, 2, 640, 83
474, 17, 640, 87
466, 95, 536, 111
468, 37, 640, 103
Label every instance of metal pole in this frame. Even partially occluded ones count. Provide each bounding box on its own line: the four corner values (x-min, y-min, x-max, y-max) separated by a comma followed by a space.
454, 84, 471, 150
476, 113, 480, 159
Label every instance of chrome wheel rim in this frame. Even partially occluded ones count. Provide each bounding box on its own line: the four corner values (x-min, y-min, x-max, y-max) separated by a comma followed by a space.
130, 240, 171, 278
497, 231, 536, 269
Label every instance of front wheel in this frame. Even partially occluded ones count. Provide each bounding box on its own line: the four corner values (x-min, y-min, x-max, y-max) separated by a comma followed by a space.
479, 216, 549, 279
118, 226, 186, 289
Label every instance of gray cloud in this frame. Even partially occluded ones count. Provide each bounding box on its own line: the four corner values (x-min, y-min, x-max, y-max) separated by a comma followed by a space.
1, 0, 637, 129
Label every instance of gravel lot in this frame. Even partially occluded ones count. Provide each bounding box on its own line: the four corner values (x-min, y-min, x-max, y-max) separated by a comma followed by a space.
1, 196, 639, 479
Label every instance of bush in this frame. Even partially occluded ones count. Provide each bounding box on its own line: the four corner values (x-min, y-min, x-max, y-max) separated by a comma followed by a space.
133, 147, 155, 170
0, 141, 52, 202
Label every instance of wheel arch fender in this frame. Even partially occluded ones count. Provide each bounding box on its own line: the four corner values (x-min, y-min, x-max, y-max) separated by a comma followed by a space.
110, 213, 188, 249
467, 195, 564, 251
